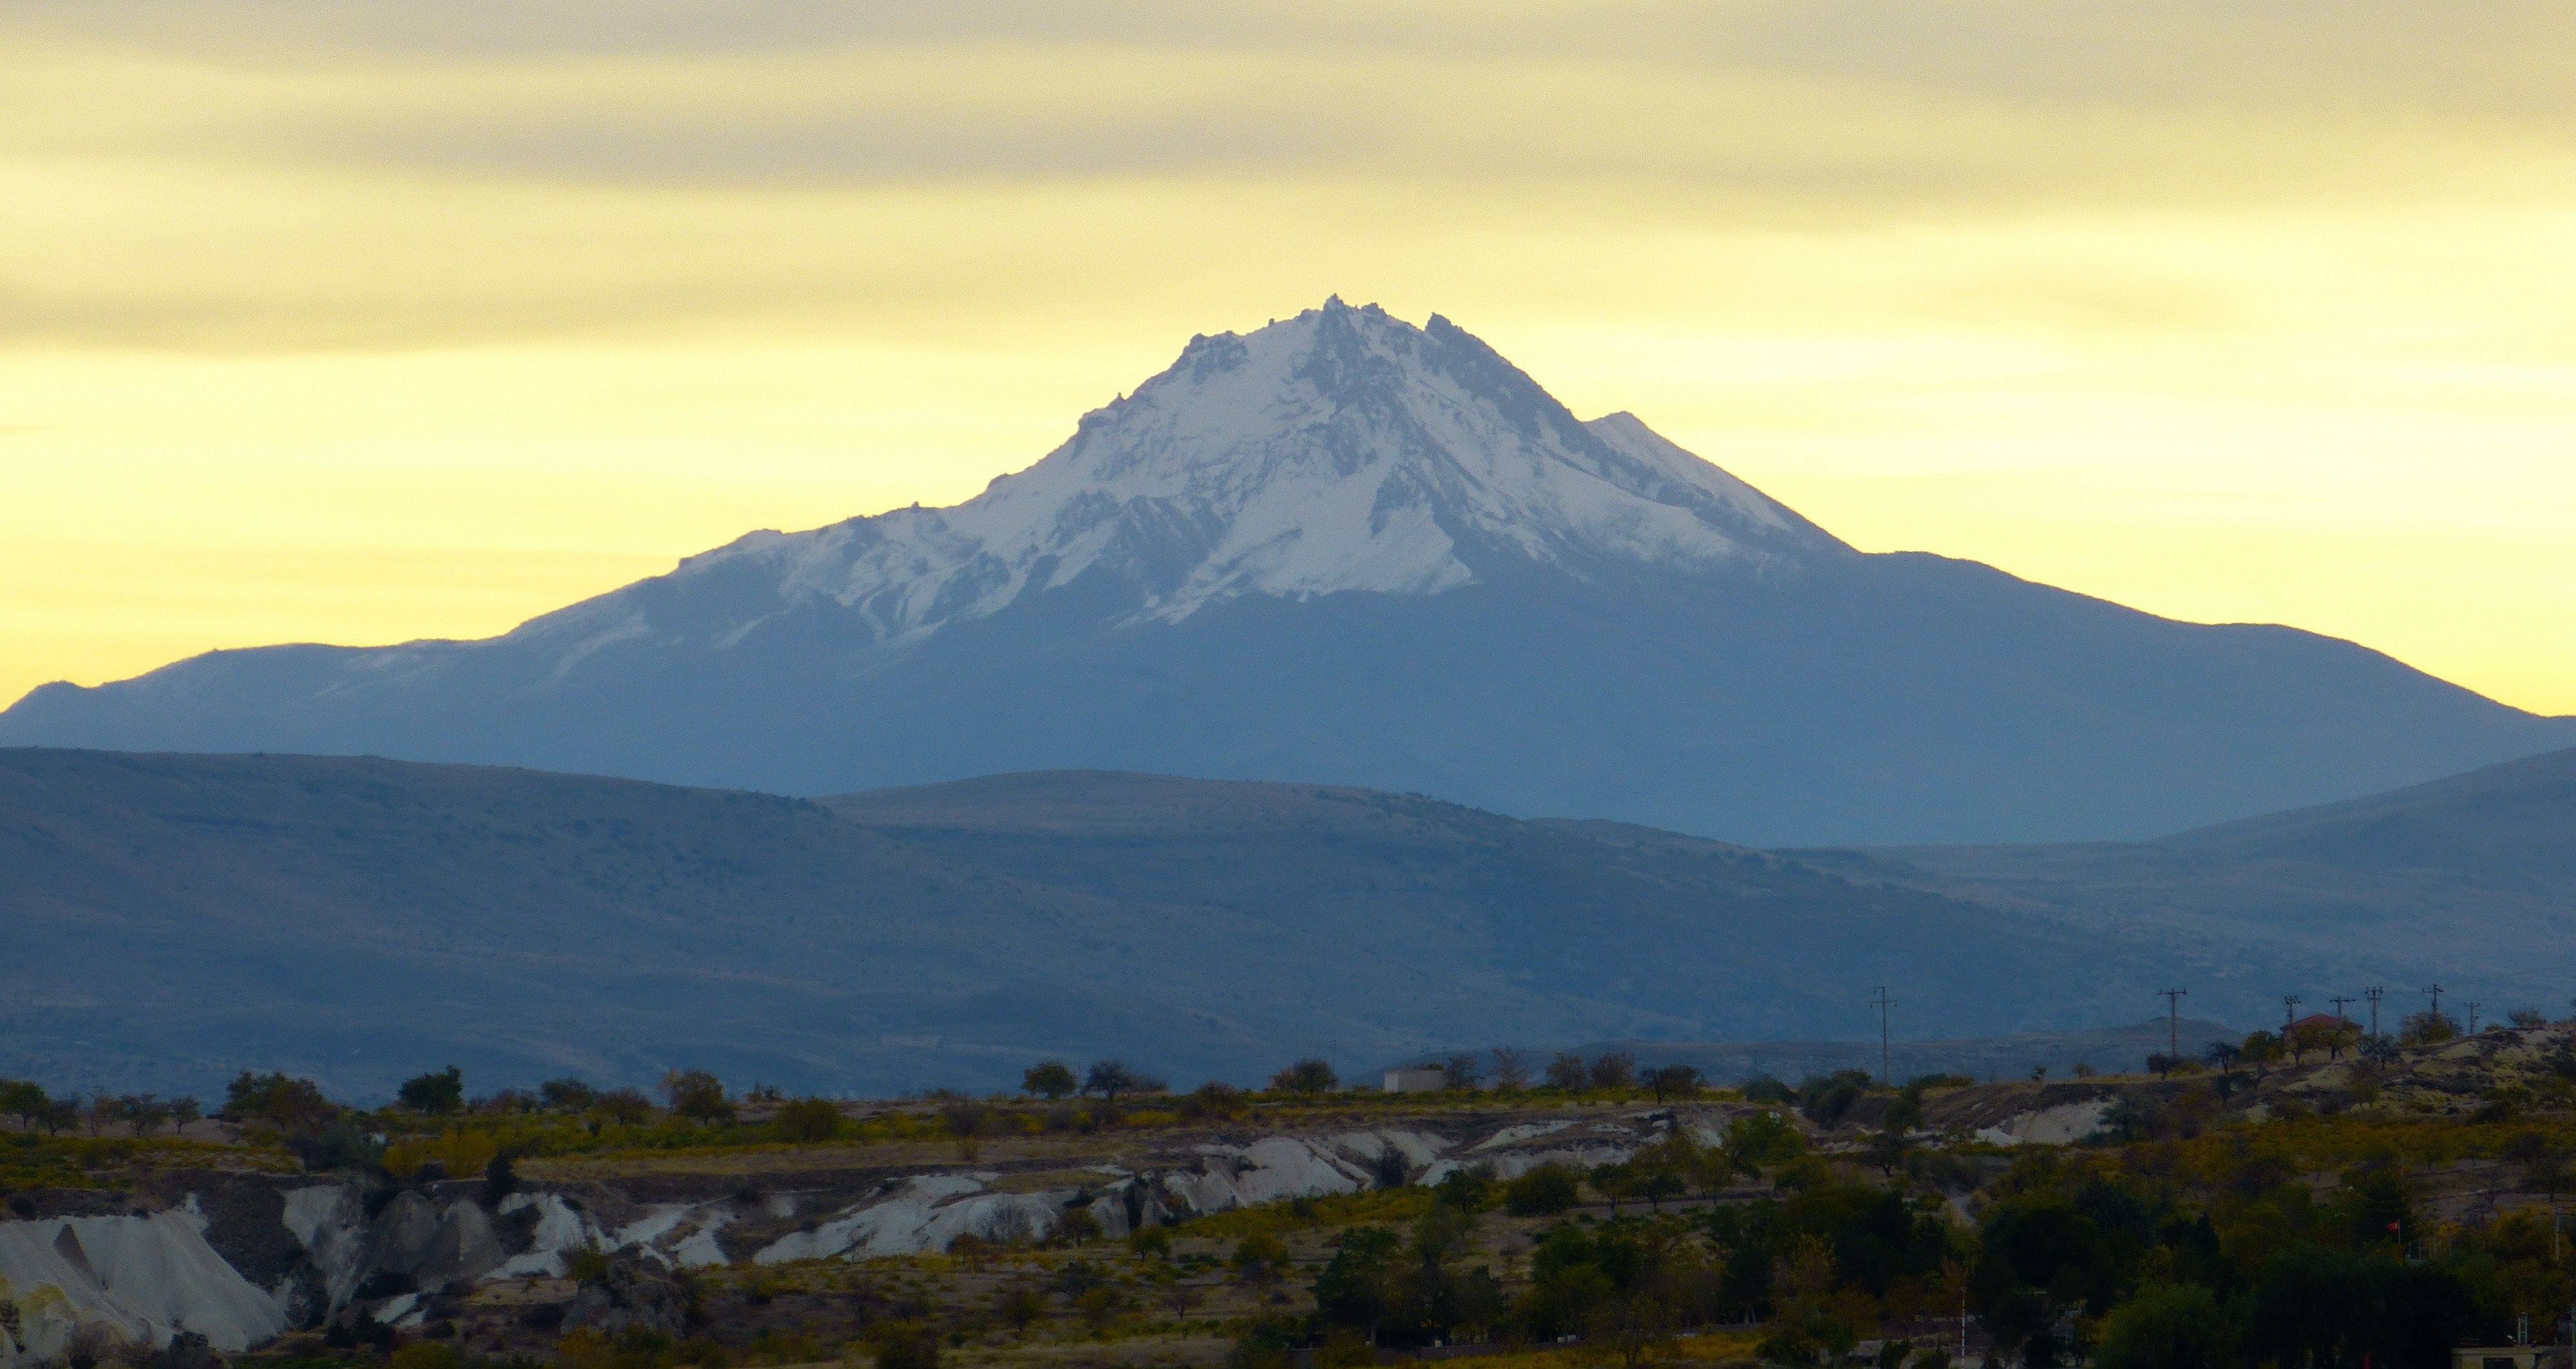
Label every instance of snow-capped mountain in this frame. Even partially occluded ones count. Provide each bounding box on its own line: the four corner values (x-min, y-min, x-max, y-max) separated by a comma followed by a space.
524, 299, 1837, 659
5, 300, 2568, 845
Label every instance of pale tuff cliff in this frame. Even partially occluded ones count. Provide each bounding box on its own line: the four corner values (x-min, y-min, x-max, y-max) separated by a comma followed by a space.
0, 1110, 1686, 1364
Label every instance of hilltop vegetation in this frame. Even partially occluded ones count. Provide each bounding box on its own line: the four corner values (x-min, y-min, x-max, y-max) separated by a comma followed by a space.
12, 1021, 2576, 1369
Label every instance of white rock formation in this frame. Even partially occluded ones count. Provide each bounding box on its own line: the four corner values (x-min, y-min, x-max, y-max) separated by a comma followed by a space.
0, 1213, 289, 1361
1975, 1099, 2114, 1146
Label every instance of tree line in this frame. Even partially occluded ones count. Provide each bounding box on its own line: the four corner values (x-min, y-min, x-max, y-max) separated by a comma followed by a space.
0, 1078, 202, 1137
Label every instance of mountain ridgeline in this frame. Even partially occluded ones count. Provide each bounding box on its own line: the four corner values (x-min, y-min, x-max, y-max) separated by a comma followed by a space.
1806, 742, 2576, 998
2, 749, 2199, 1099
3, 300, 2566, 845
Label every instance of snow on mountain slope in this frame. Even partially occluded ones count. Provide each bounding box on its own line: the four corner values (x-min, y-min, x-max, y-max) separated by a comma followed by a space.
514, 298, 1842, 658
8, 296, 2568, 847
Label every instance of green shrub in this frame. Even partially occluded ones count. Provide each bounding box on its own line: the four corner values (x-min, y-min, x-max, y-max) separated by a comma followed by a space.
771, 1098, 844, 1143
1502, 1162, 1581, 1216
397, 1067, 465, 1116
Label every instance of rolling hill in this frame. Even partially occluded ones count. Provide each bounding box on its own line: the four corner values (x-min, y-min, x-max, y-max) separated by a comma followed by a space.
1802, 745, 2576, 1012
0, 749, 2210, 1100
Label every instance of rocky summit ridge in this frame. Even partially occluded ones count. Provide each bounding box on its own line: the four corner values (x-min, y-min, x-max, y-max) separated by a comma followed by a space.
527, 298, 1839, 658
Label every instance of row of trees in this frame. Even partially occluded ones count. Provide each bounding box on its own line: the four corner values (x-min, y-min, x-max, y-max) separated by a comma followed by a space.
1018, 1059, 1169, 1100
2212, 1006, 2561, 1077
1405, 1050, 1708, 1099
0, 1078, 203, 1137
1013, 1052, 1718, 1102
385, 1068, 707, 1125
13, 1046, 1745, 1146
1251, 1155, 1960, 1363
1242, 1109, 2570, 1369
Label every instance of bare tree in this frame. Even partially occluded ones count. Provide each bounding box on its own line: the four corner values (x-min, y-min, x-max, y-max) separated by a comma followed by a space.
1156, 1269, 1204, 1318
120, 1093, 171, 1138
0, 1079, 50, 1130
661, 1070, 735, 1125
1643, 1065, 1703, 1103
1491, 1048, 1531, 1091
1022, 1061, 1078, 1099
2512, 1133, 2573, 1245
1443, 1053, 1484, 1091
1086, 1060, 1164, 1100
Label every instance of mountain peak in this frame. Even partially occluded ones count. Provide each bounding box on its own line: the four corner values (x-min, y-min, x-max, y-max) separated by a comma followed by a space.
607, 304, 1841, 650
8, 305, 2566, 848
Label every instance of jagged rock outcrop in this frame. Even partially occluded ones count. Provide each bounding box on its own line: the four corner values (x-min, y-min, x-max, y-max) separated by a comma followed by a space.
0, 1105, 1729, 1359
0, 1210, 287, 1362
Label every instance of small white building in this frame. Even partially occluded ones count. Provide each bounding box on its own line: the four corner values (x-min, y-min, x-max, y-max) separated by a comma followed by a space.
2454, 1348, 2562, 1369
1383, 1068, 1447, 1093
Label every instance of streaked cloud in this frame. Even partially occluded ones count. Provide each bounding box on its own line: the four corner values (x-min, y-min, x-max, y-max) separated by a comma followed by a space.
2, 0, 2572, 715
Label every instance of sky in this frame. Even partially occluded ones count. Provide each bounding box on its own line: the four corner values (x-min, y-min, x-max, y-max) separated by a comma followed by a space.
5, 0, 2574, 715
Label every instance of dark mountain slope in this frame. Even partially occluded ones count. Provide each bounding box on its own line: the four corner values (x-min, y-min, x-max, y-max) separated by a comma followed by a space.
2170, 743, 2576, 884
5, 302, 2566, 845
1802, 746, 2576, 1003
0, 750, 2206, 1099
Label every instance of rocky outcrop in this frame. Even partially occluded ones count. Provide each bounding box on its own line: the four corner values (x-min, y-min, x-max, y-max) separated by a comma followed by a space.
1971, 1100, 2114, 1147
0, 1210, 287, 1362
560, 1260, 689, 1338
0, 1106, 1709, 1360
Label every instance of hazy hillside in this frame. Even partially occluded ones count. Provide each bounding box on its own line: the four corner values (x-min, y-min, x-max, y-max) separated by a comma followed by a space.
7, 302, 2566, 846
1803, 746, 2576, 1005
0, 750, 2224, 1100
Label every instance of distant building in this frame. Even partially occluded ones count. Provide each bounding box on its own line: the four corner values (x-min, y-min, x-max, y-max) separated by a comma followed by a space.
1383, 1068, 1446, 1093
2286, 1014, 2352, 1034
2454, 1346, 2558, 1369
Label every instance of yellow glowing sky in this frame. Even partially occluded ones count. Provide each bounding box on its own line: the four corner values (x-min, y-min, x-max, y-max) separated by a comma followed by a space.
6, 1, 2575, 715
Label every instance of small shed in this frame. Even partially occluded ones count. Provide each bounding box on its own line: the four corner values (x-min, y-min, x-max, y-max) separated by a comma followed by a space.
1383, 1068, 1447, 1093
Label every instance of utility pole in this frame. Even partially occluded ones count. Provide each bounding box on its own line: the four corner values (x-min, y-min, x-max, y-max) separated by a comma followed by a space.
2282, 994, 2301, 1030
2327, 995, 2356, 1061
2425, 985, 2445, 1024
2364, 986, 2385, 1042
1871, 987, 1897, 1086
2468, 1002, 2482, 1035
2161, 988, 2188, 1066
